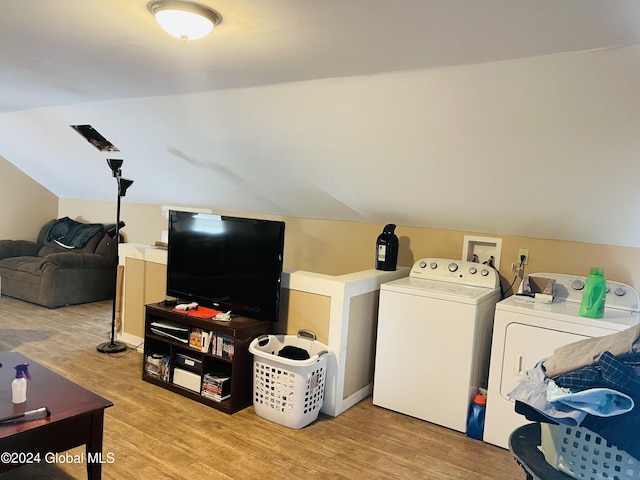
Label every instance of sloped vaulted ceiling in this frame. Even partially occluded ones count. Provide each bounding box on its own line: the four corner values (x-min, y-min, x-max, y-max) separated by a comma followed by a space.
1, 0, 640, 246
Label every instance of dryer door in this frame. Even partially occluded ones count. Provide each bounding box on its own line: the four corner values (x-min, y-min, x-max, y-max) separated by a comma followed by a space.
485, 309, 630, 450
500, 323, 588, 400
484, 323, 588, 449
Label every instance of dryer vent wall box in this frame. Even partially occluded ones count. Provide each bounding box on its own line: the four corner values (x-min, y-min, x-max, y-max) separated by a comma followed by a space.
483, 272, 640, 450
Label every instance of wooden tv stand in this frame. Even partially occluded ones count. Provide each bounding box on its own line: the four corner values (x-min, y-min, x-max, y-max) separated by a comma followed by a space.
142, 303, 272, 414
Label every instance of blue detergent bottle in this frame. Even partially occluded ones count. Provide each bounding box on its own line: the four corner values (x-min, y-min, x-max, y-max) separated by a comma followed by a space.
580, 267, 606, 319
466, 394, 486, 440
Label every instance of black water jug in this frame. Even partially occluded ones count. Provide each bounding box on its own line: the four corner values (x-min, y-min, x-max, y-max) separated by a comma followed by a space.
375, 224, 399, 271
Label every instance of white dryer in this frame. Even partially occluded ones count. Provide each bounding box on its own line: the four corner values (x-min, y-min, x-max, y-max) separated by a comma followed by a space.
373, 258, 500, 432
483, 273, 640, 449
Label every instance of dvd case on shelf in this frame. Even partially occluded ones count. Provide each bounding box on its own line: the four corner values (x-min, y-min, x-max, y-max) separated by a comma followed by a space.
201, 373, 231, 402
145, 353, 170, 381
211, 332, 234, 359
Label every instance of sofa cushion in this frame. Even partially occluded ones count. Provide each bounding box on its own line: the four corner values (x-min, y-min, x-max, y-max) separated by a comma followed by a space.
0, 256, 42, 284
94, 235, 117, 264
0, 240, 40, 258
39, 229, 104, 257
39, 243, 76, 257
40, 252, 112, 269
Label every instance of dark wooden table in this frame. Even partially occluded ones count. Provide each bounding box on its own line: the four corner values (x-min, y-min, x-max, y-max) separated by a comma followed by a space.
0, 352, 113, 479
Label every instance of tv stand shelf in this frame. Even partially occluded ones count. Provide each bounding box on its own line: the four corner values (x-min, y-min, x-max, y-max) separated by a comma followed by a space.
142, 303, 272, 414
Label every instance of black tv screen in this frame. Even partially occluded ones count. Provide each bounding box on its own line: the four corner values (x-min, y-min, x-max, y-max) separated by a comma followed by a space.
166, 211, 285, 322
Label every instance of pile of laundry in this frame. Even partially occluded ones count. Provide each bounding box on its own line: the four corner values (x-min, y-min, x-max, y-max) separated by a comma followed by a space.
510, 323, 640, 460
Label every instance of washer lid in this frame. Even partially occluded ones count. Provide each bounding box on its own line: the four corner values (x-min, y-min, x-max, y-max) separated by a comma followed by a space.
382, 276, 499, 303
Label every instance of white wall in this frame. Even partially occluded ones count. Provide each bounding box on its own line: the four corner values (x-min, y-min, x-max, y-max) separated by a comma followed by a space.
2, 46, 640, 247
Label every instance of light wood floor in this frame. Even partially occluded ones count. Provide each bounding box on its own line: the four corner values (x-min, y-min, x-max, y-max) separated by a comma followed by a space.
0, 296, 524, 479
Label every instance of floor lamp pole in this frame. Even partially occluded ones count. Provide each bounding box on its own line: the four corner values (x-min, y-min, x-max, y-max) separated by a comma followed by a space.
98, 160, 132, 354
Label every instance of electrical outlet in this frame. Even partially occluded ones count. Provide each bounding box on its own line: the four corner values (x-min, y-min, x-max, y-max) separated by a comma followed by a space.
518, 248, 529, 265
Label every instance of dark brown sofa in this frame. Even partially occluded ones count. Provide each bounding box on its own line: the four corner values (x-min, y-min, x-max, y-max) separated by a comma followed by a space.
0, 218, 117, 308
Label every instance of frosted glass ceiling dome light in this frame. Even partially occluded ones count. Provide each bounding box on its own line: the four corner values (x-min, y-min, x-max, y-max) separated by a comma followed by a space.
148, 1, 222, 41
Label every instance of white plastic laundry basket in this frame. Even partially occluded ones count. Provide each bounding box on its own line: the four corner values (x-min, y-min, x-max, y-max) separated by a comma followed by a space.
540, 423, 639, 480
249, 330, 331, 429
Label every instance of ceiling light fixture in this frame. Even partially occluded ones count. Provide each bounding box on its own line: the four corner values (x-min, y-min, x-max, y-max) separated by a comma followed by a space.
148, 0, 222, 41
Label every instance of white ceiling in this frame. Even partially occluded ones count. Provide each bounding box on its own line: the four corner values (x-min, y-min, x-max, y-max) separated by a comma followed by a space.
2, 0, 640, 246
4, 0, 640, 111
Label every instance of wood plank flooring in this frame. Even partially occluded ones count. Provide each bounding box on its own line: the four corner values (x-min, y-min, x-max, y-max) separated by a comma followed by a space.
0, 296, 525, 479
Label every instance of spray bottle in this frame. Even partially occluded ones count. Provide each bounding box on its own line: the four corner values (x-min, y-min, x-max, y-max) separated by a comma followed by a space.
12, 363, 31, 404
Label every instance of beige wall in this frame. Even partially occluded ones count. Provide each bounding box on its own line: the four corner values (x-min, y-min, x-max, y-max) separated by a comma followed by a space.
277, 290, 331, 343
58, 198, 167, 245
0, 156, 58, 241
57, 197, 640, 290
343, 291, 380, 399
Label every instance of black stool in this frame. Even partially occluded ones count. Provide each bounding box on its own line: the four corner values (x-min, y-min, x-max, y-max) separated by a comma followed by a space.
509, 423, 573, 480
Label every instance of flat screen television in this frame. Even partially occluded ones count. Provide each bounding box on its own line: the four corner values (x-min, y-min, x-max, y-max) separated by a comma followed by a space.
166, 210, 285, 322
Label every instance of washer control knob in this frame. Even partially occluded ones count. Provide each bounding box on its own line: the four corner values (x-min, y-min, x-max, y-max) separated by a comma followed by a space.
615, 287, 626, 297
571, 279, 585, 290
430, 262, 438, 269
480, 268, 490, 276
469, 267, 477, 274
419, 260, 427, 269
448, 263, 458, 272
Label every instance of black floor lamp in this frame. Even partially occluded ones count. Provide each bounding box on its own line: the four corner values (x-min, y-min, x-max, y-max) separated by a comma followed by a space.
98, 158, 134, 354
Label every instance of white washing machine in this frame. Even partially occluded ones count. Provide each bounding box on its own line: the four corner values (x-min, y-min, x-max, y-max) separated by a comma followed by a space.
483, 273, 640, 449
373, 258, 501, 432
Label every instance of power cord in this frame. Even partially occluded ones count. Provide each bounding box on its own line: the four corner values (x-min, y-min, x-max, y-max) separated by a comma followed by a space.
487, 255, 525, 299
482, 256, 495, 268
482, 256, 506, 299
503, 255, 526, 297
106, 340, 144, 358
